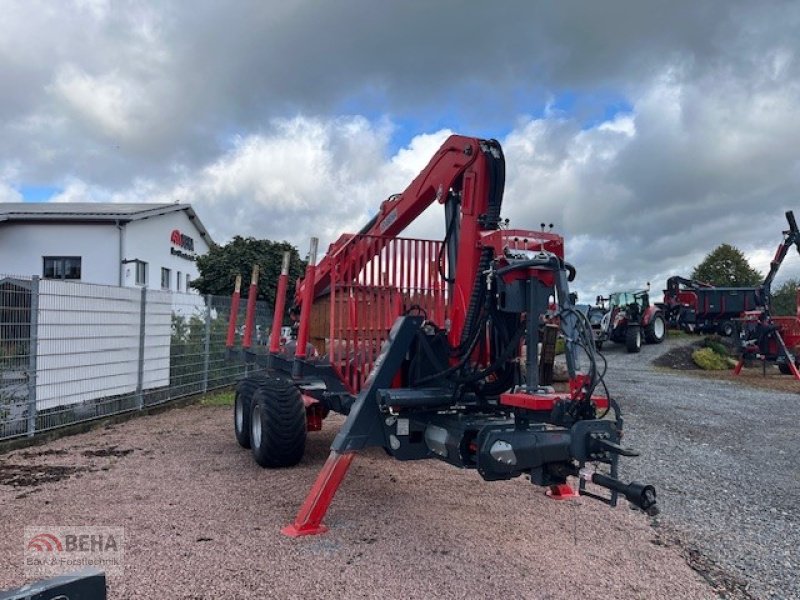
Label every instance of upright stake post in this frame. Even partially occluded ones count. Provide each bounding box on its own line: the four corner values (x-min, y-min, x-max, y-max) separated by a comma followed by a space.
293, 238, 318, 378
225, 275, 242, 349
269, 252, 291, 355
242, 266, 259, 349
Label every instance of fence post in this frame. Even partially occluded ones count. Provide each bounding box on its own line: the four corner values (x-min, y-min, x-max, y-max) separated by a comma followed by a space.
26, 276, 40, 437
136, 286, 147, 409
202, 295, 212, 393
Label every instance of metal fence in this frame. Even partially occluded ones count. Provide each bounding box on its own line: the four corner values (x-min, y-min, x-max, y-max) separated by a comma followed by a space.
0, 274, 271, 441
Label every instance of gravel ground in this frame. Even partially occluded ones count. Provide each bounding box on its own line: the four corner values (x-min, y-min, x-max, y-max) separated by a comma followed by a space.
0, 402, 714, 599
600, 337, 799, 600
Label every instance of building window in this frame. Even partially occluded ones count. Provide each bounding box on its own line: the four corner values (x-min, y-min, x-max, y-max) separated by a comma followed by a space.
43, 256, 81, 280
186, 273, 191, 292
135, 261, 148, 286
161, 267, 171, 290
177, 271, 182, 292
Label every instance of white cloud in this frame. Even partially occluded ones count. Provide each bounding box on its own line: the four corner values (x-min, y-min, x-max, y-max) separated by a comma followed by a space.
50, 65, 147, 140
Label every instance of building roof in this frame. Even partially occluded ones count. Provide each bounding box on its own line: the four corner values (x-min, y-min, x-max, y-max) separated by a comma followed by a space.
0, 202, 214, 246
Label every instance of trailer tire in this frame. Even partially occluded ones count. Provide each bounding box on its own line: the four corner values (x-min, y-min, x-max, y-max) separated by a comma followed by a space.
250, 379, 306, 468
234, 374, 268, 449
644, 312, 667, 344
625, 326, 642, 353
718, 320, 735, 337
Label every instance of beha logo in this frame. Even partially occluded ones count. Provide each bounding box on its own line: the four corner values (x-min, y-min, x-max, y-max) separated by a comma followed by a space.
24, 526, 125, 576
170, 229, 195, 252
27, 533, 63, 552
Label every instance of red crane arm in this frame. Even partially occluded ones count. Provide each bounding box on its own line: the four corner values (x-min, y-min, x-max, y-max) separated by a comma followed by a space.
297, 134, 496, 306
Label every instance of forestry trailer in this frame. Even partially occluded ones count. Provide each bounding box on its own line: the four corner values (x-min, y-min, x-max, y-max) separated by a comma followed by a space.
226, 135, 657, 536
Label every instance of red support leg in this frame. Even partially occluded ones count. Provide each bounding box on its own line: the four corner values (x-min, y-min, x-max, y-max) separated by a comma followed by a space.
733, 358, 744, 375
282, 451, 356, 537
546, 483, 578, 500
788, 360, 800, 381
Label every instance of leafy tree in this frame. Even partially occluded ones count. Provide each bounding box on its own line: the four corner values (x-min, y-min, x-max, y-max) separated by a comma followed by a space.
770, 279, 799, 316
691, 243, 762, 287
191, 236, 307, 306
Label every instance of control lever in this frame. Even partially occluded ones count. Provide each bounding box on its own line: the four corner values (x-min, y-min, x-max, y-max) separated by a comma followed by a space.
592, 436, 640, 457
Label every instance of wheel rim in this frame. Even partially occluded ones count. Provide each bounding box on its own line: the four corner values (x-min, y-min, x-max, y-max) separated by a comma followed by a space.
251, 403, 262, 448
636, 330, 641, 347
235, 396, 243, 433
654, 318, 665, 339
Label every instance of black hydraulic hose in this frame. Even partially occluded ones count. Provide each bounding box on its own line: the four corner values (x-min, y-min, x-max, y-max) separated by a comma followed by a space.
455, 247, 492, 355
495, 256, 576, 282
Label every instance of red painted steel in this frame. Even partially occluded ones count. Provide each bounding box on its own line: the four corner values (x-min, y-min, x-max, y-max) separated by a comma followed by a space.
295, 239, 319, 360
546, 483, 578, 500
297, 135, 483, 303
242, 266, 259, 349
225, 275, 242, 348
329, 235, 447, 394
500, 392, 609, 411
269, 252, 291, 354
281, 451, 356, 537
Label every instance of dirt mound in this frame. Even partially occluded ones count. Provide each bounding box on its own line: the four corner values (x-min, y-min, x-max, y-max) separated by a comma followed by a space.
652, 340, 704, 370
652, 335, 737, 371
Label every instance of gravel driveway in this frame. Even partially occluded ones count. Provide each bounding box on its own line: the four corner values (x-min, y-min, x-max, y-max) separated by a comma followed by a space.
0, 402, 713, 599
1, 335, 795, 599
600, 336, 799, 600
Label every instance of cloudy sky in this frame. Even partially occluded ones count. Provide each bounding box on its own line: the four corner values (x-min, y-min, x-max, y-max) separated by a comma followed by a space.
1, 0, 799, 299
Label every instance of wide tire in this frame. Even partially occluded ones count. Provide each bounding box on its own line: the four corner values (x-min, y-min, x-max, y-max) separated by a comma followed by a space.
718, 320, 735, 337
250, 379, 306, 468
644, 312, 667, 344
625, 326, 642, 353
234, 374, 267, 449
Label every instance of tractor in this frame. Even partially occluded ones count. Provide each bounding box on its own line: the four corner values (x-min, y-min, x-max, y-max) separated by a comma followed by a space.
595, 286, 667, 353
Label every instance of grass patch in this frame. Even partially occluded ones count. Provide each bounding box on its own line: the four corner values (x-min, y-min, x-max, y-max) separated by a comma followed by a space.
667, 329, 689, 338
200, 390, 235, 407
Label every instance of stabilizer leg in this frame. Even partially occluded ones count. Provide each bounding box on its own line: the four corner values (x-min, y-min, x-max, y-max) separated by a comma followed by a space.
283, 316, 423, 537
546, 483, 578, 500
733, 357, 745, 375
282, 451, 356, 537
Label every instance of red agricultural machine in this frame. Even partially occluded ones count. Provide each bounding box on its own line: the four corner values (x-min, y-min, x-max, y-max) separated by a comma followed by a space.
592, 286, 667, 353
226, 135, 657, 537
663, 211, 800, 337
661, 210, 800, 377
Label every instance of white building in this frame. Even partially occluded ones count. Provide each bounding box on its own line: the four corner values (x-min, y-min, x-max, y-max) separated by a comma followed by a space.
0, 202, 213, 291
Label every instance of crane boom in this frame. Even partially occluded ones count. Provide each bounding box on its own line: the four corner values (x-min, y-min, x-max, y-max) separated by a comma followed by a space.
296, 134, 505, 346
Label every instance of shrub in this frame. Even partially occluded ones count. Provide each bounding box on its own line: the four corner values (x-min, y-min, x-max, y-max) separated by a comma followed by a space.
692, 347, 733, 370
702, 337, 730, 357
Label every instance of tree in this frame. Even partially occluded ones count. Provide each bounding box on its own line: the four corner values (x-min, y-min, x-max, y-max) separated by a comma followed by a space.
691, 243, 762, 287
191, 236, 307, 307
770, 279, 799, 316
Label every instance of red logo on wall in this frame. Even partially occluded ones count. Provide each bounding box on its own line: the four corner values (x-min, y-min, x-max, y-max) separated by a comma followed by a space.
170, 229, 195, 252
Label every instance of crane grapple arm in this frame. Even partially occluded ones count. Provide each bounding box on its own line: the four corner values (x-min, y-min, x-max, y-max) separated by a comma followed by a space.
762, 210, 800, 302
